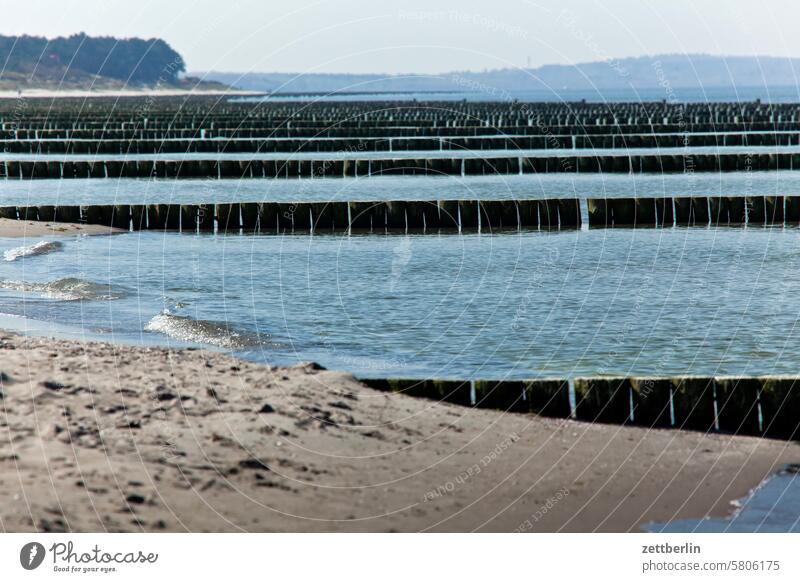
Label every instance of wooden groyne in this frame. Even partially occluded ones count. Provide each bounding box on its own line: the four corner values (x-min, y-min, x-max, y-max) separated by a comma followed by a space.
10, 195, 800, 232
587, 195, 794, 227
4, 131, 800, 154
2, 151, 799, 180
3, 97, 800, 137
6, 124, 800, 141
5, 99, 800, 176
0, 199, 581, 233
361, 376, 800, 440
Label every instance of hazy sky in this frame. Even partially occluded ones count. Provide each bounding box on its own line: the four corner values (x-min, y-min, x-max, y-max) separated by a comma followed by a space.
3, 0, 799, 74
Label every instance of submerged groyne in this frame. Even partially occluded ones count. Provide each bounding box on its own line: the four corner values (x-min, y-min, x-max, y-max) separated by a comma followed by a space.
2, 151, 799, 179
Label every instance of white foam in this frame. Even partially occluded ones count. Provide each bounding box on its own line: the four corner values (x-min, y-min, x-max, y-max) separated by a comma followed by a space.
145, 312, 260, 349
3, 240, 63, 262
0, 277, 127, 301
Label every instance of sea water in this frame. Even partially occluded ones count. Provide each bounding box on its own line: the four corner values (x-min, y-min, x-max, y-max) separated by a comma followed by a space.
2, 225, 800, 380
0, 170, 800, 208
4, 144, 800, 162
647, 466, 800, 533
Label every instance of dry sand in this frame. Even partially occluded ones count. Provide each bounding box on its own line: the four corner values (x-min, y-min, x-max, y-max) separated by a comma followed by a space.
0, 332, 796, 533
0, 218, 123, 238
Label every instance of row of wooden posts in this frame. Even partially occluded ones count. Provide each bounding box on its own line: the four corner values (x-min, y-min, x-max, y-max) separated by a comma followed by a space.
361, 376, 800, 441
3, 131, 799, 154
1, 152, 799, 179
0, 199, 580, 232
5, 196, 800, 232
6, 122, 797, 140
587, 195, 795, 226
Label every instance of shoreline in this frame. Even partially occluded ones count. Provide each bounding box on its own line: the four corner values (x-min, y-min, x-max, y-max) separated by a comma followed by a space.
0, 89, 263, 99
0, 218, 124, 238
0, 331, 794, 532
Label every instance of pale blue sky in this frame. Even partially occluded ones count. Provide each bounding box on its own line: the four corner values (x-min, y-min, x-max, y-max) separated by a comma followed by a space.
2, 0, 798, 74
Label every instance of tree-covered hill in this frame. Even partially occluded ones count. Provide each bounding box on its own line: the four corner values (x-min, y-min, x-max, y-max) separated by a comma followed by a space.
0, 33, 186, 86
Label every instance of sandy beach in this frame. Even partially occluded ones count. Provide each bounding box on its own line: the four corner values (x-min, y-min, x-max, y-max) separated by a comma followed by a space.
0, 331, 795, 533
0, 218, 123, 238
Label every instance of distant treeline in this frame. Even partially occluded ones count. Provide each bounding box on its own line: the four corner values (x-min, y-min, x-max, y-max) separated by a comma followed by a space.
0, 33, 185, 85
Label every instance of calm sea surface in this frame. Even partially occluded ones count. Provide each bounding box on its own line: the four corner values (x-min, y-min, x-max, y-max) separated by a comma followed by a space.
1, 170, 799, 208
2, 225, 799, 380
3, 144, 800, 161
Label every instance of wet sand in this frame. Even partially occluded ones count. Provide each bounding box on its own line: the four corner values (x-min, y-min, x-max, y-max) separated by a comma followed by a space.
0, 332, 796, 532
0, 218, 123, 238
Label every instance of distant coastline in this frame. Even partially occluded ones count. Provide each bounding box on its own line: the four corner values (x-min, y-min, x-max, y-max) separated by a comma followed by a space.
236, 85, 800, 104
200, 54, 800, 101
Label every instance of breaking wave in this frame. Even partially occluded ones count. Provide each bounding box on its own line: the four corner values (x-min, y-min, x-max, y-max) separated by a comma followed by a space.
3, 240, 63, 262
0, 277, 128, 301
144, 311, 267, 349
